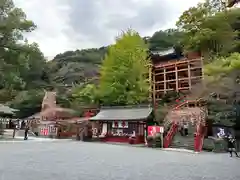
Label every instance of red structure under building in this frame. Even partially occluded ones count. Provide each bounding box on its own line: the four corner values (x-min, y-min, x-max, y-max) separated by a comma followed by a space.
150, 48, 203, 102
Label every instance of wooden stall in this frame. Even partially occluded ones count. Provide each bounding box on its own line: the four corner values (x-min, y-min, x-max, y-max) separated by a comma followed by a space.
89, 106, 154, 144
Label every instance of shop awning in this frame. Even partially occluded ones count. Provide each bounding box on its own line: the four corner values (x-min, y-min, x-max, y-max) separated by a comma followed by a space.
89, 106, 152, 121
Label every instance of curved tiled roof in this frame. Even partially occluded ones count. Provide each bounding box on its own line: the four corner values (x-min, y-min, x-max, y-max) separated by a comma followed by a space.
89, 106, 152, 121
0, 104, 18, 114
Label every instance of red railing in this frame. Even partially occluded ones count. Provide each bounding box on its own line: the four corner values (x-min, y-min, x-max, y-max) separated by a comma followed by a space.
163, 100, 188, 127
161, 97, 203, 148
162, 99, 188, 148
194, 124, 205, 152
163, 123, 178, 148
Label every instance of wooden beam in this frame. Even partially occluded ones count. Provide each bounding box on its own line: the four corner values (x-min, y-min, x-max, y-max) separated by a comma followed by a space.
163, 68, 166, 94
154, 58, 202, 68
175, 65, 179, 92
188, 63, 192, 90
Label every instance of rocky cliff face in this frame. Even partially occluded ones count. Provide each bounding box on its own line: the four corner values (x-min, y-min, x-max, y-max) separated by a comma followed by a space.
47, 48, 107, 86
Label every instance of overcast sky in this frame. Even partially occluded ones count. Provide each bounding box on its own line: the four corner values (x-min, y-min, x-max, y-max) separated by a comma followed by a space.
13, 0, 203, 59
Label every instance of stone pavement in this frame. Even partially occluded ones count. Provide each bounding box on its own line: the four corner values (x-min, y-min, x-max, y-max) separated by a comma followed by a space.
0, 136, 68, 143
0, 141, 240, 180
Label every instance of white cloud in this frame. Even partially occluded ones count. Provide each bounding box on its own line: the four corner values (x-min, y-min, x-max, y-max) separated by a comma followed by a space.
13, 0, 203, 59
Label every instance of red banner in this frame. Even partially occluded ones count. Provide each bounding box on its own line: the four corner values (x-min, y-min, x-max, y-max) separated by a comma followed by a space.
40, 128, 49, 136
148, 126, 164, 136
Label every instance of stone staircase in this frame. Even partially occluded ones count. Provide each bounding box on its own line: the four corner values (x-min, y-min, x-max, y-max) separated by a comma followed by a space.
2, 129, 13, 138
169, 125, 195, 150
15, 129, 36, 137
170, 134, 195, 150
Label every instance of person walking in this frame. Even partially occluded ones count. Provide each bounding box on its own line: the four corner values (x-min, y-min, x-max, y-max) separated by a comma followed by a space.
24, 126, 29, 140
183, 123, 189, 136
227, 134, 239, 157
12, 123, 18, 139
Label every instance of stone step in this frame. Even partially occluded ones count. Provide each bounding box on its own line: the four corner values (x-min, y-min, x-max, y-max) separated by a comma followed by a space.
170, 132, 195, 150
170, 143, 195, 147
170, 145, 195, 150
3, 129, 13, 136
15, 130, 36, 137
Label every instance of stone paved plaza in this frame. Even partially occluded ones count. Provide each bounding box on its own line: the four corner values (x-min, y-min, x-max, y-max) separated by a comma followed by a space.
0, 140, 240, 180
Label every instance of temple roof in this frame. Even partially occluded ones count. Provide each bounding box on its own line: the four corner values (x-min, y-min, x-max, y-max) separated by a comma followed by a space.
151, 48, 175, 56
150, 47, 184, 64
89, 106, 152, 121
0, 104, 18, 115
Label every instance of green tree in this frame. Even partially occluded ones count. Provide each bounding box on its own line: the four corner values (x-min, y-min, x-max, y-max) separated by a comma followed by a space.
0, 0, 49, 91
0, 0, 50, 110
148, 29, 184, 51
8, 90, 44, 118
98, 29, 150, 105
189, 53, 240, 126
176, 0, 239, 58
72, 84, 99, 105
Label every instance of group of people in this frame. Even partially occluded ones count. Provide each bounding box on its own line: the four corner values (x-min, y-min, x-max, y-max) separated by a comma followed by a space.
12, 120, 29, 140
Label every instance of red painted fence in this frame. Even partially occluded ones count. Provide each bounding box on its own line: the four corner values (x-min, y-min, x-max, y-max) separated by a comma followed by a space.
194, 124, 205, 152
163, 123, 178, 148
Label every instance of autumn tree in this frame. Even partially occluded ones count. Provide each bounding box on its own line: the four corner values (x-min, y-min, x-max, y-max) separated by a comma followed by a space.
98, 29, 150, 106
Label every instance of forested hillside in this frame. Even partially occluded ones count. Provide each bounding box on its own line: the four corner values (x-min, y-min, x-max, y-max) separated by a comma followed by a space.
47, 29, 182, 87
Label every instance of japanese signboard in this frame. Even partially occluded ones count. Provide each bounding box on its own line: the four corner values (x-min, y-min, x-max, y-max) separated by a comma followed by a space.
40, 125, 57, 136
148, 126, 164, 136
40, 128, 49, 136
